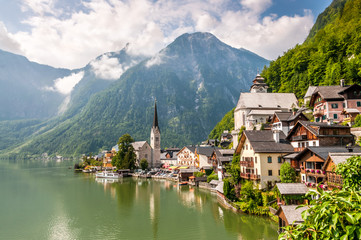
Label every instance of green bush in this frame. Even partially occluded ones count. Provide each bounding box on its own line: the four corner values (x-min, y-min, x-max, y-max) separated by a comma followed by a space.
193, 171, 205, 177
207, 171, 219, 183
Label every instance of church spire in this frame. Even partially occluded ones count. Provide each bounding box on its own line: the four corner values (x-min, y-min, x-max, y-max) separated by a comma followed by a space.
152, 99, 159, 130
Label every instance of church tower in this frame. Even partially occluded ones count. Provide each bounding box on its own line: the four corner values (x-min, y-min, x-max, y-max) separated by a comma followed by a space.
250, 74, 268, 93
150, 100, 161, 168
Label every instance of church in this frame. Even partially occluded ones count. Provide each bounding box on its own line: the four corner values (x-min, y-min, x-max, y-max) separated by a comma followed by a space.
232, 74, 298, 148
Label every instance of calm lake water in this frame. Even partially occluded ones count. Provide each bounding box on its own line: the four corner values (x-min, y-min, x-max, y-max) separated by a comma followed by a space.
0, 159, 278, 240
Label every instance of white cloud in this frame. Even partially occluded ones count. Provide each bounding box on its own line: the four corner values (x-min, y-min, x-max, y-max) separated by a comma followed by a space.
52, 71, 84, 95
2, 0, 316, 68
0, 22, 22, 54
91, 54, 130, 80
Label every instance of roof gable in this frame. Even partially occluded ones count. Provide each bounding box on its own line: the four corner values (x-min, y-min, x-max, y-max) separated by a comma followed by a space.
235, 93, 298, 111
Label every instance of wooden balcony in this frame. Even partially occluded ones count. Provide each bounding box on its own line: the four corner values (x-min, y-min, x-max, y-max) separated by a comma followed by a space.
313, 108, 324, 117
292, 135, 307, 141
240, 161, 254, 168
240, 173, 260, 180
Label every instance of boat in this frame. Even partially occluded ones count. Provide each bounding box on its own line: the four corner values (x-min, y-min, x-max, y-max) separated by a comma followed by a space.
95, 171, 122, 179
178, 181, 188, 186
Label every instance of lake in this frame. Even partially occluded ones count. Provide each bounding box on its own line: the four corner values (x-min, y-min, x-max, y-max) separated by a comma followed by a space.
0, 159, 278, 240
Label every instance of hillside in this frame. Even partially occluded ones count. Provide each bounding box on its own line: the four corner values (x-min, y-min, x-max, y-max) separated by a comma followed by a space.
3, 32, 268, 157
262, 0, 361, 99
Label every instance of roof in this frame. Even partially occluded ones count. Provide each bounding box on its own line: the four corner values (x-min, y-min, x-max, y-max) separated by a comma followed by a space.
295, 146, 361, 161
304, 86, 317, 98
235, 93, 298, 111
276, 183, 308, 195
242, 130, 294, 153
218, 149, 235, 155
152, 100, 159, 130
328, 152, 361, 166
197, 146, 216, 157
343, 108, 360, 114
274, 112, 293, 121
177, 146, 197, 155
131, 141, 148, 150
287, 121, 351, 139
276, 205, 309, 225
314, 85, 347, 100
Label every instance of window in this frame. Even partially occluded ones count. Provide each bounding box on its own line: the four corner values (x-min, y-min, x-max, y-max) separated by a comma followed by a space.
331, 103, 338, 109
268, 170, 272, 176
278, 170, 280, 176
255, 157, 257, 163
343, 103, 345, 108
278, 157, 282, 163
324, 105, 326, 109
334, 114, 338, 119
316, 117, 320, 122
322, 115, 326, 120
246, 144, 248, 150
145, 154, 148, 158
358, 101, 361, 107
268, 156, 272, 163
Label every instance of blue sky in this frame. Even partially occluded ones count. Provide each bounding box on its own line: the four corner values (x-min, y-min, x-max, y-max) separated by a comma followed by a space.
0, 0, 332, 69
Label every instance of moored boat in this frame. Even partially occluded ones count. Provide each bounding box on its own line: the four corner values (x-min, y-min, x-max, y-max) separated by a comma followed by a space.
95, 171, 122, 179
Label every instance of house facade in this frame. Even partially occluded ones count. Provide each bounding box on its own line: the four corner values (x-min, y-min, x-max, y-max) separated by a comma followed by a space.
236, 130, 294, 189
177, 146, 197, 167
271, 111, 308, 135
309, 81, 361, 124
286, 121, 354, 152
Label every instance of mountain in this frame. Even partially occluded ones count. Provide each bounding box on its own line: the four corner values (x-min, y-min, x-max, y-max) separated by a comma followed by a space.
0, 50, 71, 120
2, 32, 269, 157
261, 0, 361, 99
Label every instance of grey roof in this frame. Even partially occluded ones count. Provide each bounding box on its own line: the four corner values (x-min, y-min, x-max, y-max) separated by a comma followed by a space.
244, 130, 294, 153
277, 205, 309, 225
314, 85, 347, 100
283, 152, 299, 159
235, 93, 298, 111
131, 141, 148, 150
328, 152, 361, 166
296, 146, 361, 161
248, 110, 279, 115
197, 146, 216, 157
274, 112, 293, 121
218, 149, 235, 155
304, 86, 317, 98
343, 108, 360, 114
276, 183, 308, 195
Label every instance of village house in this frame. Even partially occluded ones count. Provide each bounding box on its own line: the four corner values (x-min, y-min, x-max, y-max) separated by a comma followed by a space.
271, 111, 308, 135
275, 205, 309, 233
309, 80, 361, 124
276, 183, 309, 205
232, 74, 298, 148
197, 146, 216, 170
160, 150, 178, 168
210, 149, 234, 180
236, 130, 294, 189
102, 150, 115, 169
323, 152, 361, 190
292, 146, 361, 187
177, 146, 198, 167
286, 120, 354, 152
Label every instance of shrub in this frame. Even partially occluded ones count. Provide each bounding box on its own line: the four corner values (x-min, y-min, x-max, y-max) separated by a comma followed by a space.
207, 171, 219, 183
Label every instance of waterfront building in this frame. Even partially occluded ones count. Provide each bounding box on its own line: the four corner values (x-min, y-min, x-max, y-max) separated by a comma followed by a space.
131, 141, 152, 167
323, 152, 361, 189
236, 130, 294, 189
177, 146, 197, 167
309, 80, 361, 124
286, 121, 354, 152
232, 74, 298, 148
160, 151, 178, 167
150, 100, 161, 168
276, 183, 308, 205
275, 205, 308, 233
210, 149, 234, 180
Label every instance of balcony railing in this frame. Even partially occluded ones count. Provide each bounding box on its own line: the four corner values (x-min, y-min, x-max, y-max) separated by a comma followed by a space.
240, 161, 254, 168
313, 108, 324, 117
292, 135, 307, 141
240, 173, 260, 180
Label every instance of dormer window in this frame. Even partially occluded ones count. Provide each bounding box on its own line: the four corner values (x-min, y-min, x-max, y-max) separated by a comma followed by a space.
258, 105, 262, 107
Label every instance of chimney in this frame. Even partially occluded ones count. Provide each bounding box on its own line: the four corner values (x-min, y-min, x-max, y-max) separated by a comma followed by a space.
273, 130, 280, 143
340, 79, 345, 87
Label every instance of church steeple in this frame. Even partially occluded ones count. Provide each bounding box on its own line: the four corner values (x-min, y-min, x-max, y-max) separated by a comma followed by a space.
150, 99, 161, 167
152, 100, 159, 131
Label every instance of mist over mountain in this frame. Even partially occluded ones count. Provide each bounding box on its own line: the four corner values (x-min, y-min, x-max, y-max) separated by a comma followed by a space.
0, 32, 268, 157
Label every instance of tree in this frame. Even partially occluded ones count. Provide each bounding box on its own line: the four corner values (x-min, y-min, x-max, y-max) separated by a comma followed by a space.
112, 134, 136, 170
140, 158, 149, 170
279, 162, 296, 183
279, 156, 361, 239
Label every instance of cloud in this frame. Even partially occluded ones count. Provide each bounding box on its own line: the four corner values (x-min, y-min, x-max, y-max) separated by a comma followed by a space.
3, 0, 315, 68
91, 54, 130, 80
50, 71, 84, 95
0, 22, 22, 54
